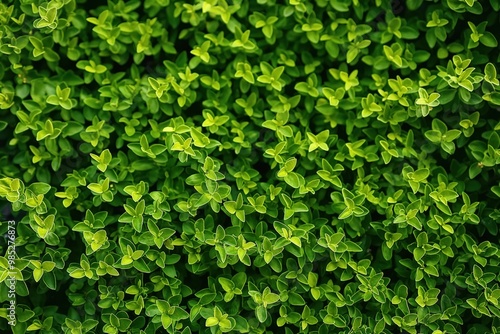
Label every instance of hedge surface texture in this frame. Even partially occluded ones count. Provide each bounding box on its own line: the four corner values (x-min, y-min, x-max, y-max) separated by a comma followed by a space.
1, 0, 500, 333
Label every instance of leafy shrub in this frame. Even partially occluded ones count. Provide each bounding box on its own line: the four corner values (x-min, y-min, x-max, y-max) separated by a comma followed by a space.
1, 0, 500, 333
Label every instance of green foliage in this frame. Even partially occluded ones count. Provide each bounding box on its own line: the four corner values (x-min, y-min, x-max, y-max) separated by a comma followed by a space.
2, 0, 500, 333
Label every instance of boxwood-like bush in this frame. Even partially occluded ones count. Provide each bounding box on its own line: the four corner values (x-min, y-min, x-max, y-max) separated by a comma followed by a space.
2, 0, 500, 333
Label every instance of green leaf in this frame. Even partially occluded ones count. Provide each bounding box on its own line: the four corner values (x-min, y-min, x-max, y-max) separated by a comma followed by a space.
425, 130, 441, 143
443, 129, 461, 142
480, 32, 498, 47
256, 305, 267, 323
29, 182, 51, 194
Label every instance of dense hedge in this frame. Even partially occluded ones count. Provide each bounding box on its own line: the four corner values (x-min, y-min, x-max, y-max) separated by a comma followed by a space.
2, 0, 500, 333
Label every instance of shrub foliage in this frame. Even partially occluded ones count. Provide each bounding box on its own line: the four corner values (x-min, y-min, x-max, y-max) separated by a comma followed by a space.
2, 0, 500, 333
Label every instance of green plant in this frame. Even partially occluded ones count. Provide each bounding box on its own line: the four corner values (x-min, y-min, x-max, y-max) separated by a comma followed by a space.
2, 0, 500, 333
